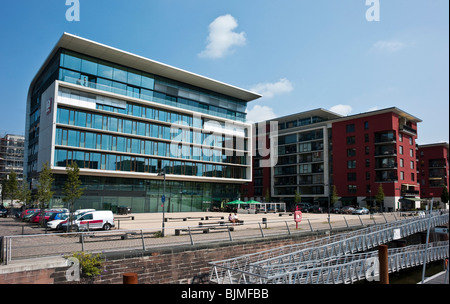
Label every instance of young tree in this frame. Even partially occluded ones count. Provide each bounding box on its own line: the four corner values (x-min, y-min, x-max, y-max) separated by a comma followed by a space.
375, 184, 385, 212
264, 188, 271, 203
36, 162, 54, 227
4, 170, 19, 204
441, 186, 449, 207
295, 191, 301, 204
17, 179, 32, 208
331, 185, 339, 207
63, 162, 84, 231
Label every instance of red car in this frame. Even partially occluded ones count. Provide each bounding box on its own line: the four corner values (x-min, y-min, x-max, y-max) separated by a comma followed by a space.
20, 209, 40, 221
30, 211, 61, 223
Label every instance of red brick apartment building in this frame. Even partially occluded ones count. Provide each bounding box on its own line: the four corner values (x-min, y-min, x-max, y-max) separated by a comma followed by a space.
242, 107, 428, 212
417, 143, 449, 207
332, 108, 421, 211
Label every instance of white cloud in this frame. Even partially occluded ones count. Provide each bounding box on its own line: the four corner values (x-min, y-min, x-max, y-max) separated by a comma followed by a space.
367, 106, 379, 112
246, 105, 277, 123
372, 40, 405, 52
329, 104, 352, 116
198, 14, 246, 59
250, 78, 293, 99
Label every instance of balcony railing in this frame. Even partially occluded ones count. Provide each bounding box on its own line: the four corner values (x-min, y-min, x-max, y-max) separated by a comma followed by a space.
400, 124, 417, 136
60, 76, 246, 123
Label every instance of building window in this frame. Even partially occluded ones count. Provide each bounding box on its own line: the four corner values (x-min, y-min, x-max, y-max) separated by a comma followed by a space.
410, 161, 414, 169
365, 146, 370, 155
411, 173, 415, 181
347, 173, 357, 181
347, 148, 356, 157
366, 172, 370, 180
399, 146, 403, 155
364, 121, 369, 130
400, 171, 404, 180
347, 136, 355, 145
346, 124, 355, 133
399, 133, 403, 142
364, 134, 369, 143
365, 159, 370, 168
400, 158, 404, 167
347, 160, 356, 169
348, 185, 357, 193
410, 149, 414, 157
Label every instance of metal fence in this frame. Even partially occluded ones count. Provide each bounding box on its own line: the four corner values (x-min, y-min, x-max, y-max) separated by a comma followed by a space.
1, 212, 408, 264
209, 212, 449, 284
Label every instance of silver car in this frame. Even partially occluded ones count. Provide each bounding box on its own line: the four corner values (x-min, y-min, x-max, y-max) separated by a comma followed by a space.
352, 207, 369, 215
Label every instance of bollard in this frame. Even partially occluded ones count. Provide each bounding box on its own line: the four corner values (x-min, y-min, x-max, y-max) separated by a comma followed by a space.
262, 218, 267, 229
378, 244, 389, 284
123, 272, 138, 284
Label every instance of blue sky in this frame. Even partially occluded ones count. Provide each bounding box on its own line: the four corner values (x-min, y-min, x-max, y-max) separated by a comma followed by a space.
0, 0, 448, 144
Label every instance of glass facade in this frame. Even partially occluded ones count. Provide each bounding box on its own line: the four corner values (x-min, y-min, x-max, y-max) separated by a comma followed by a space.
27, 44, 253, 213
58, 50, 247, 122
51, 175, 241, 213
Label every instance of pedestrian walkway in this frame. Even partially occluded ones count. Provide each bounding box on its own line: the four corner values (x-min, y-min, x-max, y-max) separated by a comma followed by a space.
419, 270, 449, 284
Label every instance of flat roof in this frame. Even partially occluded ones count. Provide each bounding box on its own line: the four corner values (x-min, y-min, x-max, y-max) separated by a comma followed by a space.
418, 142, 449, 149
330, 107, 422, 123
270, 108, 343, 122
30, 33, 262, 102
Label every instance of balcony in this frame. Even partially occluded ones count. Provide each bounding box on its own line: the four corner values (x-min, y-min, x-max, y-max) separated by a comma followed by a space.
60, 76, 246, 123
400, 124, 417, 136
375, 163, 398, 170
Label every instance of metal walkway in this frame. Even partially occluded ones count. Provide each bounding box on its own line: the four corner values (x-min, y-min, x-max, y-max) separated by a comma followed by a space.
210, 212, 449, 284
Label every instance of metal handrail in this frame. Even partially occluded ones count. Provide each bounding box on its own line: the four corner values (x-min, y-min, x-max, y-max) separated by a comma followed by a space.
209, 212, 449, 284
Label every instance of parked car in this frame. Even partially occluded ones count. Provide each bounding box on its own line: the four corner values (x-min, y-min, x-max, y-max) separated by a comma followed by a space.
311, 205, 324, 213
74, 209, 96, 216
339, 206, 355, 214
0, 207, 8, 218
30, 210, 62, 224
47, 213, 69, 230
330, 207, 341, 214
20, 208, 40, 221
59, 210, 115, 231
352, 207, 370, 215
293, 203, 313, 213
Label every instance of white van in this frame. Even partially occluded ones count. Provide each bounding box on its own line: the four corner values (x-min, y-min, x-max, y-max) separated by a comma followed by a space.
74, 209, 96, 216
62, 210, 115, 231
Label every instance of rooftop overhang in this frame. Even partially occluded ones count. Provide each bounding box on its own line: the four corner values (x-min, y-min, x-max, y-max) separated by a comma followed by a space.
270, 108, 344, 123
30, 33, 262, 102
330, 107, 422, 124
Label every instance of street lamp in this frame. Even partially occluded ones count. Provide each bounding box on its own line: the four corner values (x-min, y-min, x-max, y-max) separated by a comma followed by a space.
157, 169, 166, 237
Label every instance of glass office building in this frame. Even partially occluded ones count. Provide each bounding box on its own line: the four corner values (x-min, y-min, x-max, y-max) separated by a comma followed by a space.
25, 33, 261, 213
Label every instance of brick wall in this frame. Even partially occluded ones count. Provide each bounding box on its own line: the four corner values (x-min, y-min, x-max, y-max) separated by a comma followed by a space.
95, 233, 322, 284
0, 232, 324, 284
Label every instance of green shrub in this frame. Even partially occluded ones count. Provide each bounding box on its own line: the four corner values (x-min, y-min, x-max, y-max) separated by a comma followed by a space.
71, 252, 104, 278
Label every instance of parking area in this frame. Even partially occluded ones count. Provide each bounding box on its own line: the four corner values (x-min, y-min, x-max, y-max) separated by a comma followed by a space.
0, 210, 401, 236
1, 210, 404, 263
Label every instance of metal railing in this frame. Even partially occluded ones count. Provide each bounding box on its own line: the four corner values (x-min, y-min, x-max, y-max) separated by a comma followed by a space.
1, 212, 404, 264
209, 212, 449, 284
265, 241, 449, 284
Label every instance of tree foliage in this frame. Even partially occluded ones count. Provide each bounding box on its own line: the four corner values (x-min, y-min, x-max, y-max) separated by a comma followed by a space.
36, 162, 54, 226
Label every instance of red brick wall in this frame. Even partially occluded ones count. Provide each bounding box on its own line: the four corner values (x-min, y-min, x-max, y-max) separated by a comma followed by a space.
0, 233, 321, 284
0, 269, 56, 284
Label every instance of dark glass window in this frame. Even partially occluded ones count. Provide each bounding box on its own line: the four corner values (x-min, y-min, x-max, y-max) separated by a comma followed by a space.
97, 61, 114, 79
62, 51, 81, 71
81, 57, 98, 75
